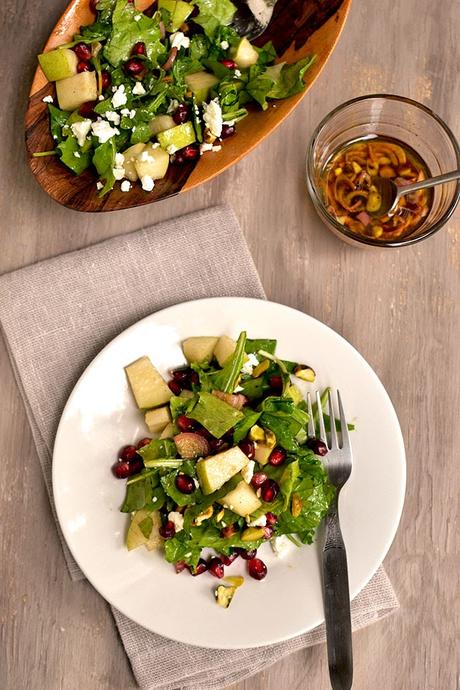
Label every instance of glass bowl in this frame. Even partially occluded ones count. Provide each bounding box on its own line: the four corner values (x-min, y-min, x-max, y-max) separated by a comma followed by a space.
306, 94, 460, 248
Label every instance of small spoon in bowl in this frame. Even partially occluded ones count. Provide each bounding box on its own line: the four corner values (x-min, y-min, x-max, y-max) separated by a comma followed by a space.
370, 168, 460, 217
231, 0, 278, 39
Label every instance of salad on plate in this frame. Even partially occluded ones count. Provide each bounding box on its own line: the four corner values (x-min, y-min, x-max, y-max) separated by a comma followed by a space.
115, 331, 343, 607
35, 0, 315, 195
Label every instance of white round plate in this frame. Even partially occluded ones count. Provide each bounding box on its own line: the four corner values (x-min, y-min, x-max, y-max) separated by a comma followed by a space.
53, 297, 405, 649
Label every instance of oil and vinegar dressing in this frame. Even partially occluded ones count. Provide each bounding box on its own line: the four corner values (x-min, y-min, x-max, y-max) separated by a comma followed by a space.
321, 137, 433, 241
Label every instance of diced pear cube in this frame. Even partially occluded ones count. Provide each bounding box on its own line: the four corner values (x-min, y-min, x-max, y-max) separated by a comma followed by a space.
56, 71, 98, 111
196, 446, 248, 495
185, 71, 219, 104
122, 143, 146, 182
145, 406, 171, 434
218, 480, 262, 517
160, 422, 176, 439
214, 336, 236, 367
38, 48, 78, 81
231, 38, 259, 69
125, 356, 172, 409
126, 509, 161, 551
134, 144, 170, 181
182, 336, 219, 363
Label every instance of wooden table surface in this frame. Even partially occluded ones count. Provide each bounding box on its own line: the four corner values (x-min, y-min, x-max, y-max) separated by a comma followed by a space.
1, 0, 459, 688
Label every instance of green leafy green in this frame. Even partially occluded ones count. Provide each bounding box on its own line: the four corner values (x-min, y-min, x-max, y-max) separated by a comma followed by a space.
193, 0, 236, 38
267, 56, 316, 99
56, 137, 91, 174
189, 391, 243, 438
48, 104, 69, 143
259, 397, 309, 451
161, 471, 202, 507
211, 331, 247, 393
245, 338, 277, 355
120, 469, 159, 512
95, 0, 117, 23
233, 408, 261, 444
279, 460, 300, 510
104, 0, 163, 66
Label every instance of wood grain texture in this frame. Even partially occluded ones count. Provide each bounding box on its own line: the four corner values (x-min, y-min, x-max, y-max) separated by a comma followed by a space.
1, 0, 460, 688
25, 0, 351, 211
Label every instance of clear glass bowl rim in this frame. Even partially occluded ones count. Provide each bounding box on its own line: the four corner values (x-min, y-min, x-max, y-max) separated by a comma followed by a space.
306, 93, 460, 248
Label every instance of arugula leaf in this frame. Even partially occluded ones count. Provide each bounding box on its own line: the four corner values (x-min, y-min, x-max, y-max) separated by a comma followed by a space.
120, 470, 159, 512
48, 104, 69, 143
211, 331, 247, 393
193, 0, 236, 39
57, 137, 91, 174
238, 376, 269, 401
104, 0, 163, 67
246, 73, 275, 110
233, 408, 261, 444
279, 460, 300, 510
245, 339, 277, 356
130, 122, 152, 144
259, 397, 309, 451
137, 439, 177, 463
189, 34, 210, 62
189, 391, 243, 438
172, 56, 204, 86
256, 41, 277, 66
163, 531, 202, 568
170, 394, 196, 420
267, 56, 316, 100
94, 0, 117, 23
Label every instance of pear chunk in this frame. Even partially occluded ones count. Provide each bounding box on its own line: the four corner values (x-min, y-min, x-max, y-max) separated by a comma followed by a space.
182, 336, 218, 363
218, 480, 262, 517
38, 48, 78, 81
197, 446, 248, 495
125, 356, 172, 409
56, 71, 98, 111
145, 406, 171, 434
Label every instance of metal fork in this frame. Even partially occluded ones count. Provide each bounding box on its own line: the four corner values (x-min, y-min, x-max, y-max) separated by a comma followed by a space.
307, 390, 353, 690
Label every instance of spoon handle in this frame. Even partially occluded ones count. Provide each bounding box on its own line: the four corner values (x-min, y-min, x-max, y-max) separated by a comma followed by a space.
399, 169, 460, 196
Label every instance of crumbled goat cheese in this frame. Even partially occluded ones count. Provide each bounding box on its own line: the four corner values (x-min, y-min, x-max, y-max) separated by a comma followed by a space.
111, 84, 127, 108
168, 511, 184, 532
96, 181, 104, 190
139, 150, 154, 162
121, 107, 136, 118
234, 385, 244, 393
141, 175, 155, 191
271, 535, 292, 558
248, 514, 267, 527
132, 81, 146, 96
200, 142, 214, 155
70, 119, 92, 147
167, 99, 180, 114
234, 69, 242, 77
241, 460, 255, 485
203, 99, 223, 138
74, 152, 81, 158
220, 40, 229, 50
98, 94, 104, 101
212, 145, 222, 152
42, 95, 54, 103
105, 110, 121, 126
112, 152, 125, 180
134, 13, 141, 20
120, 180, 131, 192
91, 119, 119, 143
241, 353, 259, 376
170, 31, 190, 50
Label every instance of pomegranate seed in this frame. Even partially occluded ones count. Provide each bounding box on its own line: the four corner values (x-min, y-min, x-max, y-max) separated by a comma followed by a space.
208, 556, 225, 578
269, 447, 286, 466
306, 438, 328, 456
77, 60, 92, 73
195, 427, 212, 440
172, 104, 189, 125
210, 438, 229, 454
263, 525, 274, 539
137, 437, 151, 449
73, 42, 92, 61
265, 512, 278, 526
168, 379, 182, 395
190, 558, 208, 576
222, 428, 234, 442
175, 474, 196, 494
119, 445, 138, 461
182, 145, 199, 160
239, 439, 255, 459
131, 41, 146, 56
221, 552, 239, 566
175, 560, 188, 573
172, 152, 185, 165
220, 58, 237, 69
172, 368, 189, 383
101, 70, 111, 91
221, 124, 236, 139
248, 557, 267, 580
251, 472, 268, 489
234, 547, 257, 560
177, 415, 197, 432
268, 375, 283, 392
159, 520, 176, 539
220, 524, 237, 539
112, 458, 143, 479
124, 58, 145, 77
78, 100, 97, 117
89, 0, 99, 13
261, 478, 279, 502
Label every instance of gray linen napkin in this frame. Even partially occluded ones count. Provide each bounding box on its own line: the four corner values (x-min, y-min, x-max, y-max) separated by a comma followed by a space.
0, 205, 398, 690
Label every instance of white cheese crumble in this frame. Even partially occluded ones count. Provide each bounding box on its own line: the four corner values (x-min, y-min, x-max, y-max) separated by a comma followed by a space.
234, 69, 242, 78
212, 144, 222, 152
42, 95, 54, 103
168, 511, 184, 533
139, 150, 154, 162
241, 460, 255, 484
271, 535, 292, 559
98, 94, 105, 101
120, 180, 131, 192
170, 31, 190, 50
248, 514, 267, 527
74, 152, 81, 158
199, 142, 213, 155
241, 353, 259, 376
91, 119, 119, 143
132, 81, 146, 96
234, 385, 244, 393
111, 84, 127, 108
202, 98, 223, 138
112, 152, 125, 180
104, 110, 121, 126
134, 13, 141, 20
220, 40, 229, 50
167, 99, 180, 114
70, 119, 92, 147
96, 181, 103, 190
141, 175, 155, 191
121, 107, 136, 118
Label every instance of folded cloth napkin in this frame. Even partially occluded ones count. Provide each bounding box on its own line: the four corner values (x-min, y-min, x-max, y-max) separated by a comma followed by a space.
0, 205, 399, 690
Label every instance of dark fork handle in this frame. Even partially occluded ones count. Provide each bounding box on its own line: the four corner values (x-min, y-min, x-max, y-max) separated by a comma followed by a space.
323, 504, 353, 690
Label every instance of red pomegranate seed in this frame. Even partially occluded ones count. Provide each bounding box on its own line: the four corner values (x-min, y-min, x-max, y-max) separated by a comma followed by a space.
89, 0, 99, 13
261, 478, 279, 502
221, 552, 239, 566
235, 547, 257, 560
251, 472, 268, 489
168, 379, 182, 395
208, 556, 225, 578
172, 368, 189, 383
248, 557, 267, 580
306, 438, 328, 456
119, 445, 138, 461
190, 558, 208, 576
112, 458, 143, 479
263, 525, 274, 539
78, 100, 97, 117
221, 124, 236, 139
124, 58, 145, 77
131, 41, 146, 56
182, 145, 199, 160
101, 70, 111, 91
190, 371, 199, 385
265, 512, 278, 526
73, 42, 92, 61
239, 439, 255, 459
269, 375, 283, 390
77, 60, 92, 73
195, 427, 212, 440
210, 438, 228, 454
269, 447, 286, 466
177, 415, 197, 432
175, 474, 196, 494
220, 58, 237, 69
220, 524, 237, 539
136, 437, 151, 449
159, 520, 176, 539
172, 104, 189, 125
175, 560, 188, 573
